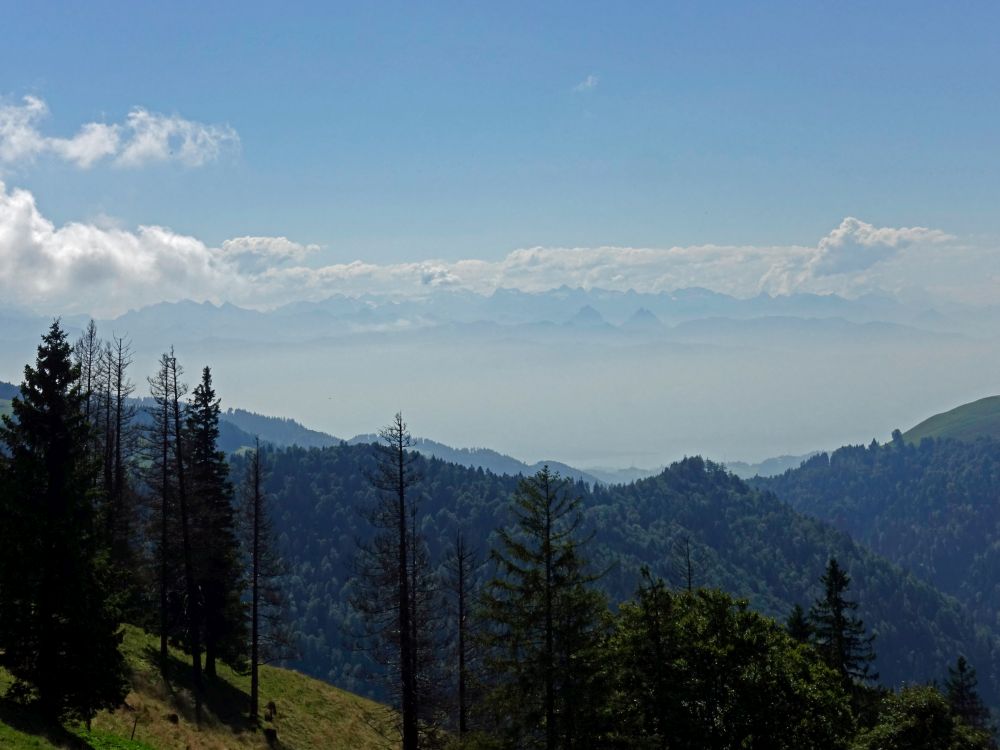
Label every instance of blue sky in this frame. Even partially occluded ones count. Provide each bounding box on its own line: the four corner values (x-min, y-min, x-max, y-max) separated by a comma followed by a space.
1, 2, 999, 313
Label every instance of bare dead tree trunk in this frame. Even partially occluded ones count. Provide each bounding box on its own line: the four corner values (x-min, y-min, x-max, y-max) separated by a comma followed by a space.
446, 531, 480, 739
148, 354, 174, 666
394, 418, 418, 750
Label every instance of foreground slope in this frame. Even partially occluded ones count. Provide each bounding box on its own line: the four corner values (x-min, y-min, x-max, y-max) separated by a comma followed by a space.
903, 395, 1000, 443
0, 626, 392, 750
242, 443, 1000, 705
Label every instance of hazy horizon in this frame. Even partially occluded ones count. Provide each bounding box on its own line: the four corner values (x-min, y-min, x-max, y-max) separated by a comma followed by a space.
3, 3, 1000, 467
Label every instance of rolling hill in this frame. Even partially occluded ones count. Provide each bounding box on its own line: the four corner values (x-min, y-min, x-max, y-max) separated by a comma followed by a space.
903, 395, 1000, 443
0, 626, 391, 750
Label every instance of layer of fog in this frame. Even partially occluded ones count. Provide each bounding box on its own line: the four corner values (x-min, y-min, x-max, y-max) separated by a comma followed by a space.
1, 289, 995, 468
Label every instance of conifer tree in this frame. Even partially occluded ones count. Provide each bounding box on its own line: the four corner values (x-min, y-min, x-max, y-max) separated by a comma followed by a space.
0, 321, 128, 721
786, 603, 813, 644
479, 466, 609, 750
945, 656, 995, 738
809, 557, 877, 688
186, 366, 244, 678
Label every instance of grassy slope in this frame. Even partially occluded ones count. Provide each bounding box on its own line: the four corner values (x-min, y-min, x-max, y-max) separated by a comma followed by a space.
0, 626, 394, 750
903, 395, 1000, 444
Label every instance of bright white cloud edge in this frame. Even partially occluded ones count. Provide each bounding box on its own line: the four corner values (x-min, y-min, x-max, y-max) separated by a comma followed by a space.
0, 180, 977, 318
0, 95, 239, 169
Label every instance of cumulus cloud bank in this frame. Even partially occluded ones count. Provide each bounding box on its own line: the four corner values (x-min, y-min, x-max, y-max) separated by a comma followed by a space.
810, 217, 951, 276
0, 180, 966, 316
0, 95, 239, 169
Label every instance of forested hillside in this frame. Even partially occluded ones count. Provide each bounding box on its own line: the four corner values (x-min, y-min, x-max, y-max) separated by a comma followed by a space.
239, 443, 1000, 705
3, 323, 996, 748
756, 434, 1000, 637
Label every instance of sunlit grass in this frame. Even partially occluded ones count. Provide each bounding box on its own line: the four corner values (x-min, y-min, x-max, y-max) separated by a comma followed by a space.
0, 625, 395, 750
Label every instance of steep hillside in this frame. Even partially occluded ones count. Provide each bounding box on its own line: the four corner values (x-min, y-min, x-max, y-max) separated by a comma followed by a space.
236, 444, 1000, 705
752, 435, 1000, 717
222, 408, 342, 450
0, 627, 391, 750
755, 436, 1000, 635
903, 395, 1000, 443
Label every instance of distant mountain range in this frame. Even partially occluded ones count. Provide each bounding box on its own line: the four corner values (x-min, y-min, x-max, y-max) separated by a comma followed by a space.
5, 285, 998, 347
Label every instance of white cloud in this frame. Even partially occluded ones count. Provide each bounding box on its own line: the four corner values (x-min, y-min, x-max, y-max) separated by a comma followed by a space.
116, 108, 239, 167
49, 123, 121, 168
0, 95, 48, 163
809, 217, 952, 276
0, 95, 239, 170
0, 180, 974, 316
220, 236, 321, 272
573, 74, 599, 92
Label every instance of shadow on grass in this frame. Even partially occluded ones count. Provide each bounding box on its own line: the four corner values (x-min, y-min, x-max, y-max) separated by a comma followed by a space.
0, 690, 92, 749
142, 645, 255, 735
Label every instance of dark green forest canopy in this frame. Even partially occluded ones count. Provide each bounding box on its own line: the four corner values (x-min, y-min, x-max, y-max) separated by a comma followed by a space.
234, 444, 1000, 706
755, 436, 1000, 649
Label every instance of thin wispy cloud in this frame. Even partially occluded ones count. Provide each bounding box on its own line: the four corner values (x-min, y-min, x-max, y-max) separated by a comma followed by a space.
0, 180, 972, 316
573, 74, 599, 92
0, 95, 239, 169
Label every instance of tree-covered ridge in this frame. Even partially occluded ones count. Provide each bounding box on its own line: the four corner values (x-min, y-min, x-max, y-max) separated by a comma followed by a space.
238, 443, 1000, 706
2, 323, 997, 748
755, 435, 1000, 634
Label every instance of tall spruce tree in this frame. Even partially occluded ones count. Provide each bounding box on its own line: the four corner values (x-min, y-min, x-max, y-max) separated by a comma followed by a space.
479, 466, 609, 750
0, 321, 128, 721
809, 557, 877, 688
945, 656, 995, 738
186, 366, 244, 678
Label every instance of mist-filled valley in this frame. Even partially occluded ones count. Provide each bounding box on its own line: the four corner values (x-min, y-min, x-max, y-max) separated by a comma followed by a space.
2, 287, 998, 471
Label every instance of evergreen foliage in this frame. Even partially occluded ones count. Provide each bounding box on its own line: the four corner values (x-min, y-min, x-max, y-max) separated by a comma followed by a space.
946, 657, 996, 739
478, 467, 609, 749
234, 444, 1000, 707
0, 321, 128, 721
785, 602, 813, 643
756, 435, 1000, 632
810, 558, 877, 688
186, 366, 245, 677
